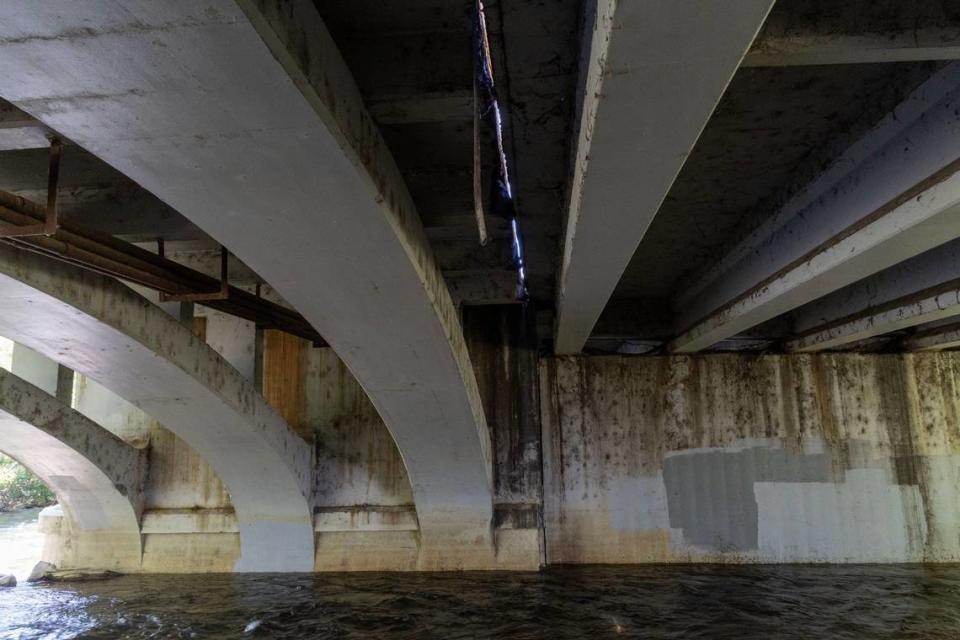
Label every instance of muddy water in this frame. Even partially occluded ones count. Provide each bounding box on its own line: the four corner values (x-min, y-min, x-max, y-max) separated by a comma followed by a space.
1, 565, 959, 639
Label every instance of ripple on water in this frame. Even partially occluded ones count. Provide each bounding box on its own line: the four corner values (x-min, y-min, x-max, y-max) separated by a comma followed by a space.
0, 565, 960, 639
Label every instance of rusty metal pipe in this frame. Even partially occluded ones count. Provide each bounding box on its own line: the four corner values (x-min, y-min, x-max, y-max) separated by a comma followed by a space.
0, 190, 327, 346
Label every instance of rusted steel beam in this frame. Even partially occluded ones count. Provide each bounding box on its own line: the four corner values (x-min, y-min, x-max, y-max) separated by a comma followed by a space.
0, 190, 327, 346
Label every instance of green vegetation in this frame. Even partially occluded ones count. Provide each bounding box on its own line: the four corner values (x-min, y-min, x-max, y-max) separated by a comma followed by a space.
0, 453, 55, 512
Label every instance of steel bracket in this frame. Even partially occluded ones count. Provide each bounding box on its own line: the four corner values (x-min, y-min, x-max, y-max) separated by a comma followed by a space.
0, 138, 61, 238
159, 243, 230, 302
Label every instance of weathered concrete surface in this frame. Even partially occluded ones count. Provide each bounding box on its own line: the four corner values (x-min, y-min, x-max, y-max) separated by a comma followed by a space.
541, 354, 960, 563
904, 323, 960, 351
0, 367, 145, 571
0, 0, 494, 567
462, 305, 544, 566
672, 63, 960, 352
0, 244, 313, 572
780, 239, 960, 352
73, 374, 154, 449
746, 1, 960, 66
307, 344, 540, 570
554, 0, 773, 353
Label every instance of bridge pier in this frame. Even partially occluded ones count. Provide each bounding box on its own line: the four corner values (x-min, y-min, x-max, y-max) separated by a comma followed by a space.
0, 367, 145, 572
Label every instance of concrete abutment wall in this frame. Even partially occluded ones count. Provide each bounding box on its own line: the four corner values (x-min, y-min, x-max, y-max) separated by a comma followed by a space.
542, 353, 960, 563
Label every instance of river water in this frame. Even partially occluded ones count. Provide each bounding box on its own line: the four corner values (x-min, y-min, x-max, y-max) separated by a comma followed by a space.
3, 515, 960, 639
1, 564, 959, 639
0, 507, 44, 582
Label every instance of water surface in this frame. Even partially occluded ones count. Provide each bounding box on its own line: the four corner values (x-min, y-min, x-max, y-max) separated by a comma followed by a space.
1, 564, 959, 639
0, 507, 43, 582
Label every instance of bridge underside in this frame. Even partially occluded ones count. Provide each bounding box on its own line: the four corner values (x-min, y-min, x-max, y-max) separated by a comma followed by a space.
0, 0, 959, 572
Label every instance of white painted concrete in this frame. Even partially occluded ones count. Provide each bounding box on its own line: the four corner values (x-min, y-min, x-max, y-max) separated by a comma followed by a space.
0, 0, 494, 563
9, 342, 58, 395
755, 469, 926, 562
554, 0, 773, 353
672, 64, 960, 352
195, 307, 256, 382
0, 244, 314, 572
72, 374, 154, 448
0, 367, 145, 570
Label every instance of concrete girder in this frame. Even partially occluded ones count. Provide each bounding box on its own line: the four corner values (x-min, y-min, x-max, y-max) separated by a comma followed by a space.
903, 323, 960, 351
0, 0, 493, 566
670, 63, 960, 353
745, 28, 960, 67
784, 240, 960, 352
553, 0, 774, 353
0, 367, 144, 571
786, 285, 960, 353
0, 244, 314, 572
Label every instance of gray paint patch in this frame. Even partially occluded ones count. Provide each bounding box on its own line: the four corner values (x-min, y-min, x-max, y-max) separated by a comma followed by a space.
609, 475, 671, 531
663, 447, 831, 551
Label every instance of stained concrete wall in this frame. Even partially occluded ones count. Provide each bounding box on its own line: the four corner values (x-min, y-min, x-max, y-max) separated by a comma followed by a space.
541, 353, 960, 563
5, 303, 543, 572
73, 365, 241, 573
14, 318, 960, 571
463, 306, 545, 566
306, 346, 419, 570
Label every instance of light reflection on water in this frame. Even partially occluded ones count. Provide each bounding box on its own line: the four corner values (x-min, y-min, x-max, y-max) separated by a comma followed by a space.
0, 507, 44, 582
0, 565, 959, 639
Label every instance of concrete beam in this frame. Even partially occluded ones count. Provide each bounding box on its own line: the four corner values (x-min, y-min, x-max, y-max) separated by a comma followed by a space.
0, 0, 493, 566
903, 322, 960, 351
784, 240, 960, 352
787, 283, 960, 352
554, 0, 774, 353
670, 64, 960, 353
745, 28, 960, 67
0, 367, 144, 570
0, 244, 314, 572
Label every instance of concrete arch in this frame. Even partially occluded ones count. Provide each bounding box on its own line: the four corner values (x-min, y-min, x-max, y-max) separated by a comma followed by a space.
0, 0, 495, 567
0, 245, 314, 572
0, 367, 144, 571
